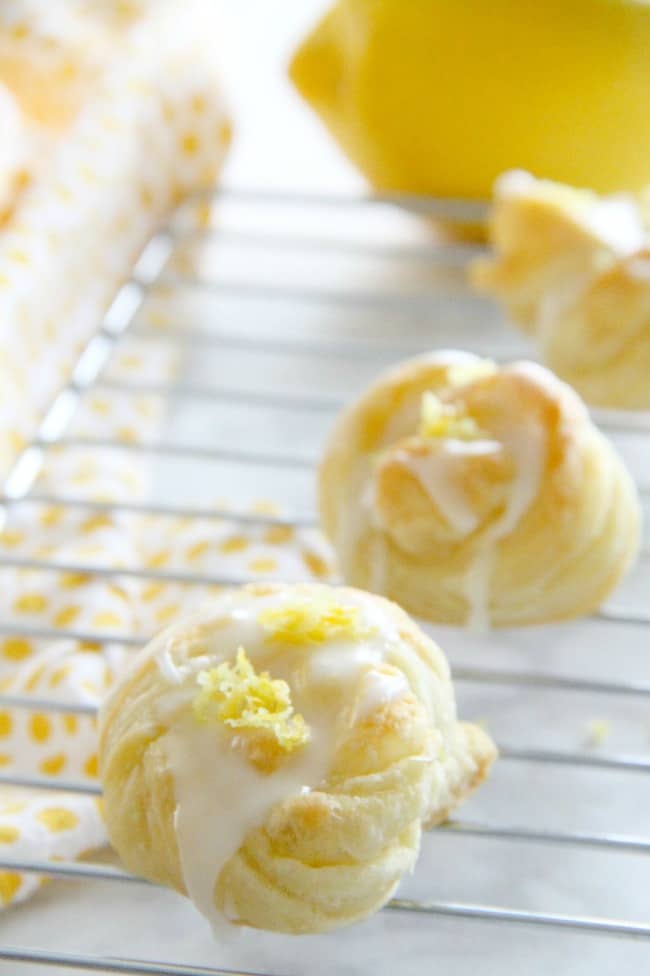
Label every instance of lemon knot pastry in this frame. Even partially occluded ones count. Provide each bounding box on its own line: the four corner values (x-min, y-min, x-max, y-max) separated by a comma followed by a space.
537, 249, 650, 410
99, 583, 495, 934
472, 171, 647, 331
319, 352, 640, 628
473, 172, 650, 408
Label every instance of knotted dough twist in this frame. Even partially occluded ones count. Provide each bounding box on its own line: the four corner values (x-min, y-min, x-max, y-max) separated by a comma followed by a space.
537, 250, 650, 410
472, 170, 647, 331
100, 582, 495, 934
319, 352, 640, 627
473, 171, 650, 408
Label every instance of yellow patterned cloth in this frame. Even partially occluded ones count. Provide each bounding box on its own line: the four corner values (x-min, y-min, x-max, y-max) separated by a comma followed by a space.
0, 333, 335, 906
0, 0, 231, 477
0, 0, 248, 907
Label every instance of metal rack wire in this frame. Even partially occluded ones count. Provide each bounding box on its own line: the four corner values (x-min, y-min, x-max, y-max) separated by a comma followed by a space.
1, 188, 650, 974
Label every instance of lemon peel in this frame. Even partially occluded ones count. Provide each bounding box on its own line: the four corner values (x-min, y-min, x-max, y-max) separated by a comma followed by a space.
419, 392, 484, 441
259, 596, 374, 646
290, 1, 650, 198
194, 647, 309, 754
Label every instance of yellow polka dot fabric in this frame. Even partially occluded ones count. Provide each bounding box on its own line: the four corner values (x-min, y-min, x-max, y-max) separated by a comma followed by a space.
0, 0, 230, 479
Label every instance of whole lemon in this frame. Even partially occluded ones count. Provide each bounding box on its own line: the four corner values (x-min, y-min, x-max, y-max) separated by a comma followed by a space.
290, 0, 650, 199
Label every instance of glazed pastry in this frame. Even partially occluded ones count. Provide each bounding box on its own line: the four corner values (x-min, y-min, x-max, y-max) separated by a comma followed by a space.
319, 352, 640, 628
99, 583, 495, 934
471, 171, 647, 330
473, 171, 650, 407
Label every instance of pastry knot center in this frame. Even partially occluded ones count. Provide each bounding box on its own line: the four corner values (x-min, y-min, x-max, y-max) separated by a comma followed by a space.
194, 647, 309, 762
419, 392, 484, 441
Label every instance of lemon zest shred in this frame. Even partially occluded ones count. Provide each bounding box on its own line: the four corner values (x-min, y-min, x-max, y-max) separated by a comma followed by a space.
193, 647, 309, 753
259, 597, 374, 646
585, 719, 611, 748
418, 391, 484, 440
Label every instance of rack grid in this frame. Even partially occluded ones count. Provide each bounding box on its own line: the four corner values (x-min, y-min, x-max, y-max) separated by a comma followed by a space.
1, 188, 650, 974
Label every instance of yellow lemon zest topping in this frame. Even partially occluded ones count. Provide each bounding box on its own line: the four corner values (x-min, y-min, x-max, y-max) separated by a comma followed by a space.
194, 647, 309, 753
419, 392, 484, 441
259, 597, 374, 646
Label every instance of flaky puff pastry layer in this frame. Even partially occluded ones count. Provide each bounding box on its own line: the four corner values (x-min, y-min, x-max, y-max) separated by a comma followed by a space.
99, 583, 495, 935
319, 353, 640, 628
471, 171, 647, 331
539, 251, 650, 410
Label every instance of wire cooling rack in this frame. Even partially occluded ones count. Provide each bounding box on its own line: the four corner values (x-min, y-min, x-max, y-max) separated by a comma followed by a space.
1, 188, 650, 975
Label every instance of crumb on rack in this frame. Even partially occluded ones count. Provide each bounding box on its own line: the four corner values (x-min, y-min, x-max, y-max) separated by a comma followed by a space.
585, 719, 611, 748
193, 647, 309, 755
419, 392, 485, 440
259, 596, 375, 646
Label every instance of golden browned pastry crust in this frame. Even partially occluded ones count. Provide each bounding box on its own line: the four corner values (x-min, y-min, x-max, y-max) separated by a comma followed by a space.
100, 582, 495, 934
538, 250, 650, 410
319, 352, 640, 627
472, 170, 646, 331
472, 171, 650, 408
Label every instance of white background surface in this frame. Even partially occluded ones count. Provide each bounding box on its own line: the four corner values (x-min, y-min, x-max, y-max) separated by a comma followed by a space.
216, 0, 362, 193
3, 3, 650, 974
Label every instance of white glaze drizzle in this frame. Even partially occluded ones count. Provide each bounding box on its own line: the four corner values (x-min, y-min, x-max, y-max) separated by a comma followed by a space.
362, 355, 549, 631
157, 646, 184, 684
357, 353, 496, 595
392, 427, 545, 631
393, 441, 501, 536
154, 589, 406, 935
462, 406, 546, 631
352, 669, 410, 723
164, 716, 310, 937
